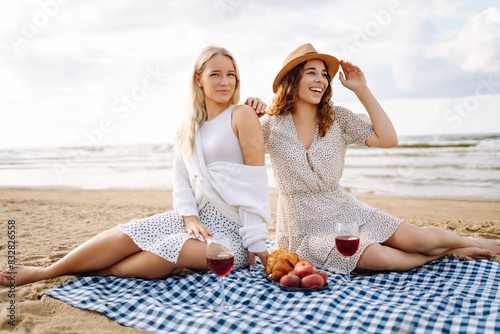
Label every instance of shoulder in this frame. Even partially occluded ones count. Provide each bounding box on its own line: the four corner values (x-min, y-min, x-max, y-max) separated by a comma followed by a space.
260, 114, 271, 126
232, 104, 260, 124
233, 104, 258, 117
332, 105, 353, 122
262, 113, 285, 124
333, 105, 351, 115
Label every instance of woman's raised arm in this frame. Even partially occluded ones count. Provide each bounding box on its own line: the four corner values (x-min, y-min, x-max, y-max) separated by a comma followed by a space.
339, 60, 398, 148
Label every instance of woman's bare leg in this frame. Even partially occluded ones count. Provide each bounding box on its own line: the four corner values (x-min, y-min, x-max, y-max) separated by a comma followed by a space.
357, 243, 442, 271
0, 228, 141, 286
383, 222, 499, 256
89, 239, 208, 279
356, 243, 491, 272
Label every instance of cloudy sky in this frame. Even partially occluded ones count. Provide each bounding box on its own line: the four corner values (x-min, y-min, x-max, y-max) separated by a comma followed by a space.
1, 0, 499, 149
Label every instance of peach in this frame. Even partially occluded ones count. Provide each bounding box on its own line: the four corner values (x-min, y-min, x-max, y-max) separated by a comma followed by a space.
316, 270, 328, 284
280, 274, 301, 288
294, 261, 314, 278
301, 274, 324, 289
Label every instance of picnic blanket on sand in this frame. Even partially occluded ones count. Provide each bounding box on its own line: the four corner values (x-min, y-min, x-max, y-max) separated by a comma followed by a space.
46, 258, 500, 334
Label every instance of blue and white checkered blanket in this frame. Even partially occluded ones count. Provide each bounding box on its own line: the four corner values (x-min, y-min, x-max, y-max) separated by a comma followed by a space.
46, 259, 500, 334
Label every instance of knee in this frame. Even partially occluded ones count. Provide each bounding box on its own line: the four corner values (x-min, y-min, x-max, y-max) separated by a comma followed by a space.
409, 227, 440, 253
357, 245, 395, 271
391, 224, 439, 253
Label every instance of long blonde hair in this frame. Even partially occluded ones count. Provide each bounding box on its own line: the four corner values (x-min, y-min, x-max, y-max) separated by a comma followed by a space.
175, 46, 241, 156
268, 60, 335, 138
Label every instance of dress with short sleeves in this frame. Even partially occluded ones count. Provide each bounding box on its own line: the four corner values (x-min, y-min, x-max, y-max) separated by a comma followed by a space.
262, 105, 403, 274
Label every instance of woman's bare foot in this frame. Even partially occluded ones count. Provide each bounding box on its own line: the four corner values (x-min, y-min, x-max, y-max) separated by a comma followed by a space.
464, 237, 500, 255
447, 247, 493, 260
0, 265, 47, 286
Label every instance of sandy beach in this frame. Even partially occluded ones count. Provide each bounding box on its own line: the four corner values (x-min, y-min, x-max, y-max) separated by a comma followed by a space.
0, 188, 499, 333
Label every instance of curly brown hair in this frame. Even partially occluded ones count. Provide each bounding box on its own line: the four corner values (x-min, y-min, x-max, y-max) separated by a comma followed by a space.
268, 61, 336, 137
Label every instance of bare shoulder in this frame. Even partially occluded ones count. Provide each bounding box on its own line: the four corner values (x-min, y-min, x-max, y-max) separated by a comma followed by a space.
231, 105, 263, 139
232, 104, 259, 120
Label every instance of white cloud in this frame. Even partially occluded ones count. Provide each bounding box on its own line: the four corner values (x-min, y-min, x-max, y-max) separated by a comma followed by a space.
0, 0, 499, 148
427, 7, 500, 73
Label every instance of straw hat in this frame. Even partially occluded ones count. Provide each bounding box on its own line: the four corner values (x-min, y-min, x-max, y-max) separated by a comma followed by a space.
273, 43, 339, 93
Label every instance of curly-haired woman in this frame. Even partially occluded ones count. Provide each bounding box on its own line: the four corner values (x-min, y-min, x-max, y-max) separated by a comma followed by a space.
261, 43, 500, 274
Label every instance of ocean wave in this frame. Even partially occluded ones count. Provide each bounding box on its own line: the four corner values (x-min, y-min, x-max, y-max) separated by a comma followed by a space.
368, 133, 500, 149
394, 142, 478, 148
1, 133, 499, 198
344, 164, 500, 171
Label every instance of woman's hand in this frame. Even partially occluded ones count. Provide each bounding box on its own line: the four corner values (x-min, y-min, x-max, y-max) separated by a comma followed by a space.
339, 60, 368, 93
244, 97, 267, 118
249, 250, 269, 269
182, 216, 212, 241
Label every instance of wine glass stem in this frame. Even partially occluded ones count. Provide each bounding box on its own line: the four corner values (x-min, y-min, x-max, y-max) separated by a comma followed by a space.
219, 277, 227, 306
346, 256, 351, 282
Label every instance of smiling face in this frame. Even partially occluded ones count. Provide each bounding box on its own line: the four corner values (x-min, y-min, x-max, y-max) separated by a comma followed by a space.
195, 54, 237, 109
297, 59, 329, 107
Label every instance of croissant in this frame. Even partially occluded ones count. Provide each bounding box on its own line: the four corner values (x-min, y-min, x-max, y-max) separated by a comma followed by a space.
279, 252, 300, 267
270, 248, 289, 260
266, 248, 289, 275
266, 248, 303, 281
270, 258, 293, 281
266, 257, 276, 275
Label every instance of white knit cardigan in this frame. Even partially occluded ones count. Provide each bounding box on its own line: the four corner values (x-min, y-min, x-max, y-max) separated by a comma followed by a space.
173, 131, 270, 253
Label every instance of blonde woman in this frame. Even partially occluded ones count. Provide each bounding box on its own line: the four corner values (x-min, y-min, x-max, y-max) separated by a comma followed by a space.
1, 46, 270, 286
262, 43, 500, 275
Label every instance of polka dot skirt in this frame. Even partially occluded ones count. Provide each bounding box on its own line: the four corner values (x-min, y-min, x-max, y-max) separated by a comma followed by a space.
116, 203, 250, 270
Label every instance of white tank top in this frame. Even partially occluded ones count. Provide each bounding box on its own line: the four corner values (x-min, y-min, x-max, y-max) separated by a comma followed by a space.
199, 105, 245, 165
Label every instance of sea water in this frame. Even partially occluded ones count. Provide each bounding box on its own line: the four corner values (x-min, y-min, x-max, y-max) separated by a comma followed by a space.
1, 133, 499, 199
342, 133, 500, 198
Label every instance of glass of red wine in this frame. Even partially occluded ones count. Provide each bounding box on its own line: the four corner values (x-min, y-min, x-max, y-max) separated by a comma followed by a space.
206, 235, 235, 312
335, 222, 360, 284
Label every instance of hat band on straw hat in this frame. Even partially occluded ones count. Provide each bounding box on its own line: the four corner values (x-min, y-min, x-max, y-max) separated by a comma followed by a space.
273, 43, 339, 93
